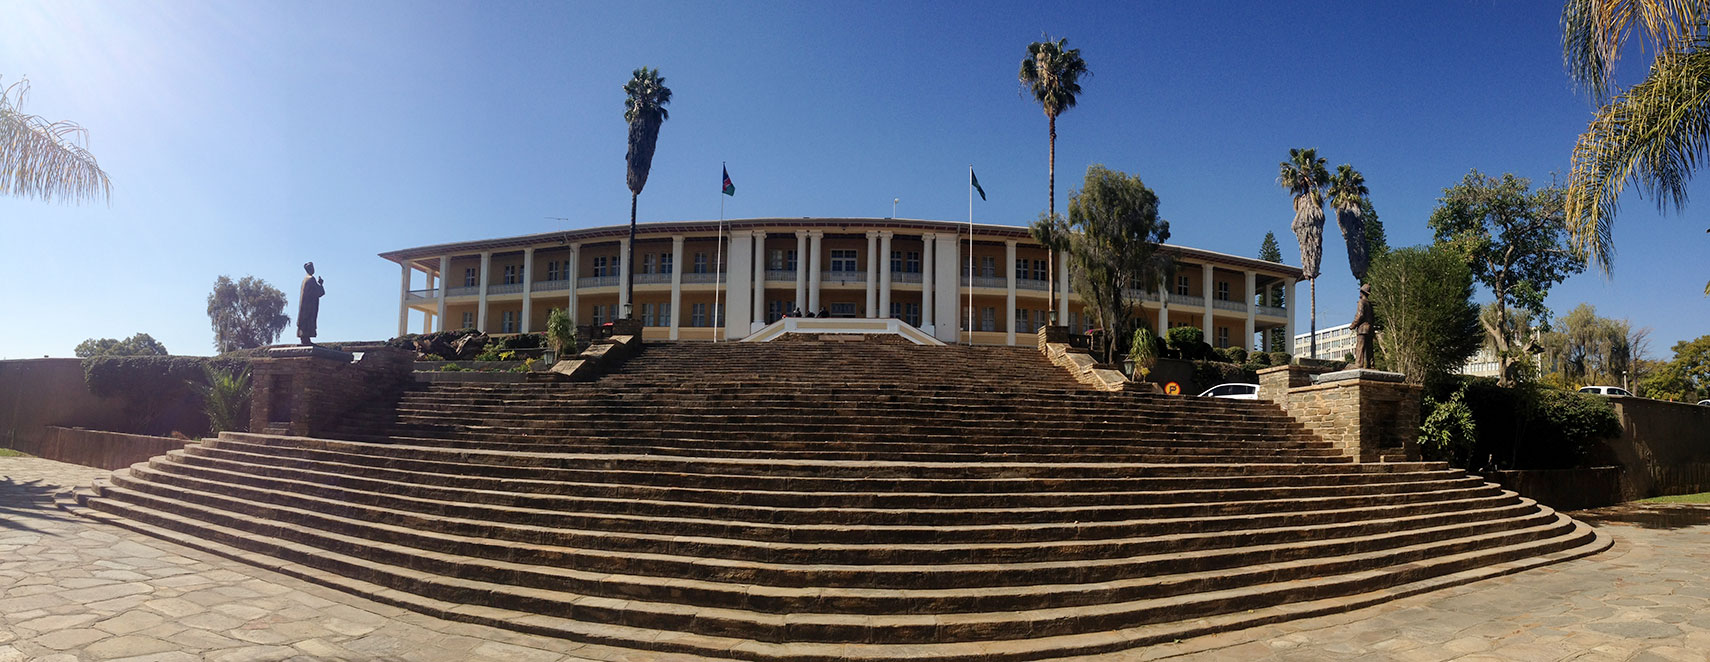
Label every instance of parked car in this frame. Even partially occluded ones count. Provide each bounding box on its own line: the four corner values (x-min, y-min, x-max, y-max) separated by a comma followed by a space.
1698, 399, 1710, 406
1198, 383, 1259, 400
1578, 386, 1633, 397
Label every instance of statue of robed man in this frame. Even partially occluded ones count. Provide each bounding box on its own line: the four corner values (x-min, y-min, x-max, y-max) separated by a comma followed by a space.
297, 262, 325, 346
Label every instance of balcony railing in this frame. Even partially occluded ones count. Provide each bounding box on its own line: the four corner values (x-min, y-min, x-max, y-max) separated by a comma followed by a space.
406, 288, 437, 301
1211, 298, 1248, 313
1168, 293, 1205, 307
488, 283, 524, 295
578, 275, 619, 288
635, 272, 671, 284
682, 272, 724, 284
765, 269, 797, 282
534, 279, 570, 292
1018, 278, 1049, 291
1256, 304, 1287, 318
891, 271, 922, 284
967, 275, 1007, 288
447, 286, 479, 297
821, 270, 865, 284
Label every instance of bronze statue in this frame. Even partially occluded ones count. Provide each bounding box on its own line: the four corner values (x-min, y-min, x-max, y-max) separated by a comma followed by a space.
297, 262, 325, 346
1351, 282, 1374, 369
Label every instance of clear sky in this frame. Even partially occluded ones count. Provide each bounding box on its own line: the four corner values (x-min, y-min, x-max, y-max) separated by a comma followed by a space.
2, 1, 1704, 360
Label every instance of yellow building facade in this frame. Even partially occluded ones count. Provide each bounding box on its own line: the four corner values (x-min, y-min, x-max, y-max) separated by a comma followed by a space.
382, 218, 1302, 348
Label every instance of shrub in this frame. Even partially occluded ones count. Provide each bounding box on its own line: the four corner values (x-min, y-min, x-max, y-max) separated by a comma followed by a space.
1268, 351, 1291, 366
1128, 328, 1159, 379
495, 333, 544, 350
1420, 384, 1477, 466
1191, 361, 1258, 394
1165, 326, 1204, 354
83, 355, 250, 436
198, 363, 251, 435
1425, 377, 1621, 470
1225, 347, 1248, 364
1249, 352, 1273, 367
546, 308, 577, 356
439, 363, 467, 372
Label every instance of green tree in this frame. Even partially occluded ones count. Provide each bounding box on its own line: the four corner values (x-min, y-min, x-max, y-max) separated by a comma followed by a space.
1063, 165, 1172, 364
1019, 36, 1089, 317
1637, 334, 1710, 400
1258, 231, 1288, 350
207, 276, 290, 353
1536, 303, 1641, 387
1327, 164, 1372, 280
1560, 1, 1710, 292
1361, 198, 1389, 260
1, 76, 111, 203
1429, 171, 1588, 386
1366, 246, 1483, 385
75, 333, 168, 358
1278, 148, 1329, 357
623, 67, 672, 318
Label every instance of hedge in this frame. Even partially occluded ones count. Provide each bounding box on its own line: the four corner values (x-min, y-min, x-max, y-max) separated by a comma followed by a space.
1422, 377, 1621, 471
82, 355, 251, 437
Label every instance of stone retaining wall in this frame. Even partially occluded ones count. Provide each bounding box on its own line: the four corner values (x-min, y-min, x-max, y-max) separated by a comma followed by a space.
10, 426, 191, 470
1258, 365, 1421, 462
1484, 467, 1625, 511
1604, 398, 1710, 500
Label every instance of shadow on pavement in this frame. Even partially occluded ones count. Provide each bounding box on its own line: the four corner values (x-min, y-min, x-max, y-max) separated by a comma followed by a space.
1572, 503, 1710, 530
0, 476, 68, 533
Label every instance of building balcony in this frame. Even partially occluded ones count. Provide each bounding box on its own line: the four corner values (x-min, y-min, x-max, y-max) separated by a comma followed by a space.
635, 272, 671, 284
534, 279, 571, 292
406, 288, 437, 301
682, 272, 724, 284
1256, 304, 1286, 317
1211, 298, 1247, 313
1018, 278, 1049, 291
765, 269, 797, 282
1167, 293, 1205, 307
447, 285, 480, 297
966, 275, 1007, 288
891, 271, 922, 284
821, 270, 865, 284
488, 283, 524, 295
578, 275, 618, 288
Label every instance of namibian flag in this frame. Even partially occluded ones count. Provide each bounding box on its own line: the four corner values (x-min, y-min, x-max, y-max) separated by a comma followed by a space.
722, 165, 735, 196
971, 169, 986, 201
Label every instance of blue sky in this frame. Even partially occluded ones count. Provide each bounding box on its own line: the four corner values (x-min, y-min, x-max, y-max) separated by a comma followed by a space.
2, 1, 1704, 359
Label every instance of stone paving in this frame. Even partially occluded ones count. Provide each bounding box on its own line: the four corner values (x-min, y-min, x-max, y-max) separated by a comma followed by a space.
4, 455, 1710, 662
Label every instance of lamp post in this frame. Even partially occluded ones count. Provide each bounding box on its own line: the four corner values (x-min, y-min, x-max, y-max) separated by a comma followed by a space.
892, 198, 899, 218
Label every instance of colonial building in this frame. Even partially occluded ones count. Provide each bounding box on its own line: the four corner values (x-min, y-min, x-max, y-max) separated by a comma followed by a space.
382, 218, 1302, 347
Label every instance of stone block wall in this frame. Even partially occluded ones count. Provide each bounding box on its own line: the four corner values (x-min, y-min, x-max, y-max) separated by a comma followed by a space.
1037, 327, 1130, 392
249, 347, 415, 437
1258, 365, 1422, 462
9, 426, 192, 470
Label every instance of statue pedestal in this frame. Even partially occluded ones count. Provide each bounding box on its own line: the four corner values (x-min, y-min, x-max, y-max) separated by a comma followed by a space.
249, 346, 411, 437
1258, 365, 1421, 462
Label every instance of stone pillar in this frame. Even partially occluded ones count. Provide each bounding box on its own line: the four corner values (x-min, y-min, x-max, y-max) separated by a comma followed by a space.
521, 247, 535, 333
865, 231, 880, 318
477, 251, 492, 332
397, 261, 411, 337
1257, 365, 1422, 462
726, 230, 753, 339
1285, 277, 1298, 356
617, 237, 631, 316
921, 233, 935, 331
1243, 270, 1256, 351
807, 231, 823, 311
878, 231, 894, 318
250, 347, 412, 437
794, 231, 809, 313
1058, 254, 1070, 322
752, 230, 768, 331
934, 232, 961, 343
670, 235, 684, 340
1201, 262, 1214, 338
567, 242, 581, 325
436, 255, 450, 331
1157, 287, 1168, 334
1005, 240, 1018, 345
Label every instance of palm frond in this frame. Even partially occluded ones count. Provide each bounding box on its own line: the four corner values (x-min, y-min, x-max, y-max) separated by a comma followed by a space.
1019, 37, 1089, 118
0, 78, 111, 204
1562, 0, 1710, 102
1328, 164, 1371, 279
623, 68, 672, 196
1566, 41, 1710, 271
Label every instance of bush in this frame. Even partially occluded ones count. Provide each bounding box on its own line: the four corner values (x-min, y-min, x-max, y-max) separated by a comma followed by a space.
1165, 326, 1203, 352
197, 363, 251, 435
1268, 351, 1291, 366
1191, 361, 1258, 394
1225, 347, 1248, 364
1424, 377, 1621, 471
1128, 327, 1159, 379
495, 333, 544, 350
1420, 384, 1477, 466
1249, 352, 1273, 367
439, 363, 467, 372
83, 355, 250, 436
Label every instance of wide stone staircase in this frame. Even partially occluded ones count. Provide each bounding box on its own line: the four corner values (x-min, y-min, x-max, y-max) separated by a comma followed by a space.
65, 338, 1608, 661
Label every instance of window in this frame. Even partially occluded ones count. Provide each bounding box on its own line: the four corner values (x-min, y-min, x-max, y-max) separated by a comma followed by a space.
592, 256, 609, 278
461, 311, 474, 329
643, 254, 656, 274
1176, 275, 1190, 296
767, 300, 785, 323
693, 252, 708, 274
1216, 326, 1229, 348
1016, 259, 1029, 281
1216, 281, 1230, 301
787, 250, 796, 271
501, 310, 517, 333
659, 302, 671, 326
503, 265, 518, 285
1033, 260, 1047, 281
464, 268, 477, 287
980, 256, 996, 278
660, 252, 673, 274
830, 249, 858, 273
767, 249, 795, 271
640, 303, 654, 327
1016, 308, 1028, 332
1069, 311, 1080, 331
981, 307, 996, 332
905, 251, 920, 273
830, 302, 857, 317
891, 302, 921, 326
546, 260, 560, 281
692, 303, 707, 327
591, 305, 604, 326
715, 303, 725, 326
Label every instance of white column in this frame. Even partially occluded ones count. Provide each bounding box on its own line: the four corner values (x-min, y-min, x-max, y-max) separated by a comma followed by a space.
1057, 255, 1070, 322
807, 231, 823, 311
864, 231, 879, 317
726, 230, 754, 338
436, 255, 450, 331
670, 235, 684, 340
751, 231, 768, 331
933, 233, 960, 343
567, 243, 580, 325
1005, 240, 1018, 345
617, 237, 631, 316
423, 311, 433, 334
1284, 277, 1298, 356
878, 231, 894, 318
397, 262, 411, 337
1243, 270, 1257, 351
794, 231, 809, 313
1201, 263, 1215, 337
477, 251, 492, 332
1157, 290, 1168, 334
921, 233, 935, 331
521, 247, 535, 333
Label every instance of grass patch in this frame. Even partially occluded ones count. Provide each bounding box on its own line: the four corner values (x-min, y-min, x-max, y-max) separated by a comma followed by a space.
1639, 492, 1710, 504
0, 448, 30, 457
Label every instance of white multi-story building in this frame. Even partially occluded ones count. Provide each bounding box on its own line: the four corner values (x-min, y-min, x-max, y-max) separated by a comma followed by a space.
1293, 323, 1355, 361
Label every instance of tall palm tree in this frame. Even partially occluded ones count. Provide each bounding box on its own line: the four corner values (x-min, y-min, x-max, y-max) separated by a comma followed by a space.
623, 67, 672, 318
1278, 148, 1329, 358
1019, 37, 1088, 322
1327, 164, 1371, 281
1, 77, 110, 204
1560, 0, 1710, 294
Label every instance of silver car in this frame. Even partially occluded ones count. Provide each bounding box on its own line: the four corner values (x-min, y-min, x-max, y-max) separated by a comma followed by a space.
1198, 383, 1259, 400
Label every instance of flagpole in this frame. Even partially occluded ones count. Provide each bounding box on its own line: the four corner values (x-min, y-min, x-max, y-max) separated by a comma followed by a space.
714, 163, 726, 343
967, 164, 974, 347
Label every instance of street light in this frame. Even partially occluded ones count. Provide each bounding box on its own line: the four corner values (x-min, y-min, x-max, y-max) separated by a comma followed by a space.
892, 198, 899, 218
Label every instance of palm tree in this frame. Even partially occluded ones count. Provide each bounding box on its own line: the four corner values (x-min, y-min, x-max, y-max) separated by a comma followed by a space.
1560, 1, 1710, 289
1, 77, 110, 204
1019, 37, 1088, 322
1278, 148, 1329, 358
1327, 164, 1371, 281
623, 67, 672, 318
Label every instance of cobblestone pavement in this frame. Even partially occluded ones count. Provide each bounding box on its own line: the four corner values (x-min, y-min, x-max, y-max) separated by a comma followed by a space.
6, 456, 1710, 662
